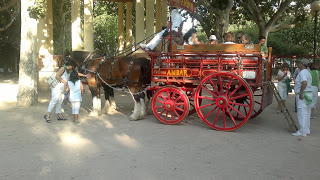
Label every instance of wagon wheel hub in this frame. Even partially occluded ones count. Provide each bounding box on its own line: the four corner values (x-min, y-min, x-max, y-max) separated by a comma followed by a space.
165, 100, 175, 111
216, 96, 228, 108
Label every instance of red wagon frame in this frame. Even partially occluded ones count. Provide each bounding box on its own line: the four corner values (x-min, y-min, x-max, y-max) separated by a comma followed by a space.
145, 0, 273, 131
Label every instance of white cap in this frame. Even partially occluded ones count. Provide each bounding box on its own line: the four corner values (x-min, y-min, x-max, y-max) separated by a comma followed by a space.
299, 58, 310, 66
209, 35, 217, 41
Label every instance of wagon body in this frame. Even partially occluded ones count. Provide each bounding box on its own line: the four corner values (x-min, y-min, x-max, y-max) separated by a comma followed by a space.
150, 44, 263, 86
147, 44, 273, 131
145, 0, 273, 131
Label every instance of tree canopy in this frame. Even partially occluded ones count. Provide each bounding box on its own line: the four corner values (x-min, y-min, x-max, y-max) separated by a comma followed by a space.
0, 0, 318, 64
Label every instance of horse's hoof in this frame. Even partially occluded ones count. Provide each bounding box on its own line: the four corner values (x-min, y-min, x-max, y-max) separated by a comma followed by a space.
111, 104, 117, 109
138, 115, 145, 120
129, 115, 139, 121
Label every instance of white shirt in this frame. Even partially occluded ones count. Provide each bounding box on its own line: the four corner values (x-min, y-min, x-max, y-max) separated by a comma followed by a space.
277, 70, 291, 88
68, 80, 82, 102
170, 9, 183, 32
223, 42, 236, 44
56, 69, 70, 92
61, 68, 70, 82
188, 37, 194, 45
294, 69, 312, 94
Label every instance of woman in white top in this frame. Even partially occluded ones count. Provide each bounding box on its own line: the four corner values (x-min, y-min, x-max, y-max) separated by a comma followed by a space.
66, 70, 84, 123
183, 28, 201, 45
44, 60, 74, 123
277, 63, 291, 113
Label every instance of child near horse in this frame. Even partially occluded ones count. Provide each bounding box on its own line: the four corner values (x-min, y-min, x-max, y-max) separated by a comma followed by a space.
66, 70, 84, 123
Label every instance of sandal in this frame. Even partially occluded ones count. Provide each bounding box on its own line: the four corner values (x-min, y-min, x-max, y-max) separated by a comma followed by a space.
57, 116, 68, 120
44, 115, 51, 123
73, 121, 80, 124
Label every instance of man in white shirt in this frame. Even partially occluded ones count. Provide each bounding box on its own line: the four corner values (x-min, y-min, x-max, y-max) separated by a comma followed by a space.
140, 7, 184, 50
292, 58, 313, 137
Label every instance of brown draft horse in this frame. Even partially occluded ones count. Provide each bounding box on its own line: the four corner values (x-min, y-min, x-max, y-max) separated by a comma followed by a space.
72, 51, 151, 120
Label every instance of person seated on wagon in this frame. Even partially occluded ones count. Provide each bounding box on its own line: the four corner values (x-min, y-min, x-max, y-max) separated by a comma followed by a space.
207, 35, 218, 45
240, 34, 251, 44
240, 34, 258, 59
140, 7, 184, 51
236, 31, 245, 43
258, 35, 268, 59
183, 28, 201, 45
222, 32, 236, 58
223, 32, 236, 44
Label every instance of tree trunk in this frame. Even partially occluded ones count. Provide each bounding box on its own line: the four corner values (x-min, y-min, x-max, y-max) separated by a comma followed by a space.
17, 0, 38, 107
215, 10, 230, 42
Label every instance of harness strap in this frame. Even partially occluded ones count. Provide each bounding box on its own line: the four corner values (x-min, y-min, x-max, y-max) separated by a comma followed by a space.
123, 60, 135, 87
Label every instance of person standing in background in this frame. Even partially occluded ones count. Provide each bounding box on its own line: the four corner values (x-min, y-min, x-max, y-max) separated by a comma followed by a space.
277, 63, 291, 113
309, 63, 320, 119
292, 59, 313, 137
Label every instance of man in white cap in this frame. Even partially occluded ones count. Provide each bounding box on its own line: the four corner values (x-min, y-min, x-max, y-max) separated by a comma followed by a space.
292, 58, 313, 137
208, 35, 218, 45
140, 7, 184, 51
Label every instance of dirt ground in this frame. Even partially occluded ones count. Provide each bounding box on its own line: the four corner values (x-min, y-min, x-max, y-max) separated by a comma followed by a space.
0, 73, 320, 180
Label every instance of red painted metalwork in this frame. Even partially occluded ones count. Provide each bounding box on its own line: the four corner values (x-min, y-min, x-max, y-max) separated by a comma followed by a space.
194, 72, 254, 131
146, 43, 272, 131
151, 86, 189, 124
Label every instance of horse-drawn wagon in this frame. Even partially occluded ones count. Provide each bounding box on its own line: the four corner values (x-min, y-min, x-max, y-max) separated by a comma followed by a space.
144, 0, 274, 131
74, 0, 274, 131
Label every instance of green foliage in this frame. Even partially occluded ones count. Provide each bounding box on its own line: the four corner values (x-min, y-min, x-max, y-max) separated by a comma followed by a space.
93, 2, 118, 56
268, 19, 315, 56
196, 26, 209, 43
28, 0, 46, 19
230, 22, 259, 43
233, 16, 317, 57
0, 0, 20, 48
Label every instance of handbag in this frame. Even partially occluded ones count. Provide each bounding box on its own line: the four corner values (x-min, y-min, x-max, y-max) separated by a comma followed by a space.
46, 72, 59, 87
285, 78, 292, 93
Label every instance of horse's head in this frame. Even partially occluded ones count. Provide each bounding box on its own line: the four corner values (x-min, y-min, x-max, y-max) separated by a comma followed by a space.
71, 51, 98, 66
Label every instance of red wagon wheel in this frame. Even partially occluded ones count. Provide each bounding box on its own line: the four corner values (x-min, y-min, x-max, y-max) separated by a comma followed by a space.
185, 88, 202, 115
226, 86, 263, 120
152, 86, 189, 125
194, 72, 253, 131
248, 87, 263, 119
